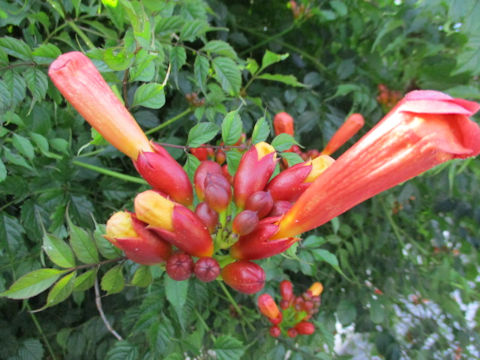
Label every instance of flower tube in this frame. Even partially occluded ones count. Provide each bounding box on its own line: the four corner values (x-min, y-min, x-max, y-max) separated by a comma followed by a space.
321, 113, 364, 156
105, 211, 171, 265
274, 90, 480, 239
135, 190, 214, 257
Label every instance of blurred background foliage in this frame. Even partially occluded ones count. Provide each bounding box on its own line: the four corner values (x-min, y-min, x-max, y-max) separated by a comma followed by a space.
0, 0, 479, 359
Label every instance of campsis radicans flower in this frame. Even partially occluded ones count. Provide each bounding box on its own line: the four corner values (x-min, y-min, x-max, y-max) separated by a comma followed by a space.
221, 260, 266, 294
166, 252, 194, 281
234, 142, 277, 209
274, 90, 480, 239
257, 294, 282, 325
194, 160, 223, 201
267, 155, 335, 202
105, 211, 171, 265
274, 112, 295, 136
134, 190, 214, 257
48, 52, 193, 206
321, 113, 365, 156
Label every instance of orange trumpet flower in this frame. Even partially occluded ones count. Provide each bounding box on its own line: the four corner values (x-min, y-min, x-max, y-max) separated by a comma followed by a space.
274, 90, 480, 239
321, 113, 364, 156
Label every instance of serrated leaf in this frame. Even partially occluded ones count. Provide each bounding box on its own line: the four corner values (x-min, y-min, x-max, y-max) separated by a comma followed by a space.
12, 134, 35, 160
103, 48, 133, 71
24, 68, 48, 100
221, 111, 243, 145
194, 55, 209, 93
68, 218, 99, 264
94, 224, 122, 259
32, 44, 61, 64
280, 151, 304, 166
251, 116, 270, 144
170, 46, 186, 75
156, 16, 185, 35
131, 266, 152, 287
43, 233, 75, 268
213, 335, 245, 360
74, 269, 96, 291
184, 153, 201, 181
0, 268, 67, 299
312, 249, 344, 276
0, 36, 32, 60
18, 339, 44, 360
101, 265, 124, 294
2, 146, 32, 170
187, 122, 219, 147
180, 19, 207, 41
226, 150, 242, 176
0, 159, 6, 182
132, 83, 165, 109
165, 276, 188, 322
257, 73, 305, 87
302, 235, 326, 248
271, 133, 299, 151
3, 70, 26, 108
212, 57, 241, 95
105, 340, 138, 360
260, 50, 289, 71
202, 40, 237, 59
45, 271, 76, 307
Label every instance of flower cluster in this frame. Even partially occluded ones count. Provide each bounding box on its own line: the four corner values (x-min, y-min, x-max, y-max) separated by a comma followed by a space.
49, 51, 480, 295
377, 84, 403, 110
257, 281, 323, 338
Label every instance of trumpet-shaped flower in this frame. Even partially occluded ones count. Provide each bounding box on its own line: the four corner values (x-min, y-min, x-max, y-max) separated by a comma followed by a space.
274, 90, 480, 239
321, 113, 364, 156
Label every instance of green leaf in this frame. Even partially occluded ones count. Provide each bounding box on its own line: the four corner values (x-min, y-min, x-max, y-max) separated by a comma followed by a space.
453, 34, 480, 76
43, 233, 76, 268
2, 146, 32, 170
12, 134, 35, 160
184, 153, 201, 181
312, 249, 345, 276
260, 50, 289, 71
18, 339, 44, 360
132, 83, 166, 109
302, 235, 326, 249
170, 46, 187, 75
194, 55, 209, 93
226, 150, 242, 176
165, 276, 188, 322
0, 159, 6, 182
68, 218, 99, 264
221, 111, 243, 145
212, 57, 241, 95
213, 335, 245, 360
331, 0, 348, 16
271, 133, 299, 151
246, 58, 259, 75
50, 138, 70, 155
45, 271, 76, 307
30, 133, 49, 154
0, 36, 32, 60
446, 85, 480, 100
280, 152, 304, 166
32, 44, 61, 64
3, 70, 26, 108
257, 73, 305, 87
156, 16, 185, 35
131, 266, 152, 287
370, 299, 385, 324
337, 300, 357, 325
73, 269, 96, 291
330, 83, 361, 99
24, 68, 48, 100
103, 48, 133, 71
202, 40, 237, 59
187, 122, 219, 147
94, 224, 122, 259
130, 49, 155, 82
251, 116, 270, 144
101, 265, 124, 294
106, 341, 138, 360
0, 268, 67, 299
180, 19, 207, 41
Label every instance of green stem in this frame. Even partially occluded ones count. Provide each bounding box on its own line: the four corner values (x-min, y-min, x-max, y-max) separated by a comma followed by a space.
194, 309, 216, 342
239, 24, 296, 56
218, 282, 255, 331
67, 20, 96, 50
146, 108, 193, 135
77, 148, 106, 158
26, 302, 58, 360
72, 160, 148, 185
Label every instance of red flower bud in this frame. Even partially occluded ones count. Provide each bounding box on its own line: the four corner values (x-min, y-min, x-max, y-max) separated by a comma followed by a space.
269, 326, 281, 338
222, 164, 233, 185
308, 282, 324, 296
280, 299, 290, 310
166, 252, 194, 281
321, 113, 365, 156
135, 191, 214, 257
232, 210, 259, 236
221, 260, 265, 294
194, 257, 221, 282
279, 280, 293, 301
135, 142, 193, 206
105, 212, 171, 265
190, 146, 209, 161
287, 328, 298, 338
295, 321, 315, 335
245, 191, 274, 219
274, 112, 295, 136
233, 142, 277, 209
258, 293, 281, 320
268, 201, 293, 217
230, 217, 299, 260
205, 183, 231, 213
216, 150, 226, 165
195, 202, 218, 233
194, 160, 223, 200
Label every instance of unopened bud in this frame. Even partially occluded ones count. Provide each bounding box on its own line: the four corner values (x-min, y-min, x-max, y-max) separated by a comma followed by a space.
166, 253, 194, 281
245, 191, 274, 219
232, 210, 259, 236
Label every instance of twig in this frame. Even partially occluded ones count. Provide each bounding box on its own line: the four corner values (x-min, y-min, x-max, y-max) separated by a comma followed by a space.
94, 278, 123, 341
122, 67, 130, 108
26, 302, 58, 360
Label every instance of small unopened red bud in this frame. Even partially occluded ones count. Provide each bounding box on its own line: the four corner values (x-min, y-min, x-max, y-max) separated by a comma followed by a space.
222, 164, 233, 184
303, 301, 314, 312
287, 328, 298, 338
269, 201, 293, 217
221, 260, 266, 294
194, 161, 223, 200
166, 253, 194, 281
279, 280, 293, 301
280, 299, 290, 310
273, 112, 294, 136
269, 326, 281, 338
190, 146, 209, 161
321, 113, 365, 156
245, 191, 274, 219
269, 312, 283, 325
205, 183, 230, 213
306, 149, 320, 159
194, 257, 221, 282
258, 293, 281, 320
232, 210, 259, 236
195, 202, 218, 233
295, 321, 315, 335
216, 150, 226, 165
